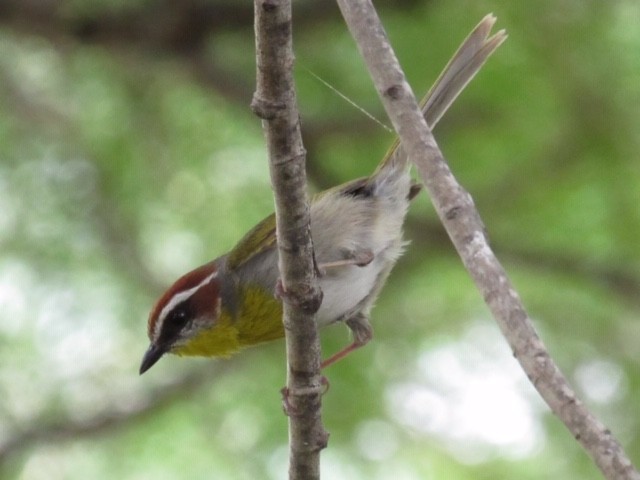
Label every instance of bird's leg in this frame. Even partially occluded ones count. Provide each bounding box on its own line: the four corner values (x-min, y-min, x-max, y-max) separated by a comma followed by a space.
276, 248, 374, 368
316, 248, 374, 276
321, 312, 373, 369
275, 248, 373, 299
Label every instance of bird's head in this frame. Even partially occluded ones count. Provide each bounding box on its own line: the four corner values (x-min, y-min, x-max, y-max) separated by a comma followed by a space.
139, 260, 240, 374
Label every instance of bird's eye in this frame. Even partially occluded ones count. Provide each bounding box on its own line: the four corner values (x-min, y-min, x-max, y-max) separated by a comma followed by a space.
158, 304, 191, 342
172, 307, 189, 325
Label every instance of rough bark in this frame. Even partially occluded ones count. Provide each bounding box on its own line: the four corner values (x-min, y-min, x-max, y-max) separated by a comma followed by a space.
252, 1, 327, 479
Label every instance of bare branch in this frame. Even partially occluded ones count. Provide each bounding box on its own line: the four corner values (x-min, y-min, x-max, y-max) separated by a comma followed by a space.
335, 4, 640, 480
252, 1, 327, 479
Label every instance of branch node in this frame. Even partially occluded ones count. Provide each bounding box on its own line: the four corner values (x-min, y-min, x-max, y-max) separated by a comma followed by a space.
260, 0, 278, 13
250, 93, 285, 119
445, 205, 463, 220
384, 84, 403, 100
315, 430, 330, 449
272, 150, 307, 167
276, 280, 323, 315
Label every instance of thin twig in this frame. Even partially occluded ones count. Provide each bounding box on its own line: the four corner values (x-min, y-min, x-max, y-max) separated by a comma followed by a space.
252, 1, 327, 479
335, 4, 640, 480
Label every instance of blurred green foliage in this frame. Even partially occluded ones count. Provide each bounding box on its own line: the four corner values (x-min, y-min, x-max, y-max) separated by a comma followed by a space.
0, 0, 639, 479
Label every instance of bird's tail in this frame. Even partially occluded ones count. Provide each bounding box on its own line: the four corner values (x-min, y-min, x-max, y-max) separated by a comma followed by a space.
371, 14, 507, 181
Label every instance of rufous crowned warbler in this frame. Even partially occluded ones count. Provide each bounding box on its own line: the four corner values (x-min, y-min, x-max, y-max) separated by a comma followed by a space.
140, 16, 505, 374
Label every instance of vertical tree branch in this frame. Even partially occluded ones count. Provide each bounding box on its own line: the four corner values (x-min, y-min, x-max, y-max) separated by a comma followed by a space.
335, 3, 640, 480
252, 1, 327, 479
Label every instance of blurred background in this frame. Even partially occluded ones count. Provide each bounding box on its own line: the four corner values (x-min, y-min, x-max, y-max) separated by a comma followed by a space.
0, 0, 639, 478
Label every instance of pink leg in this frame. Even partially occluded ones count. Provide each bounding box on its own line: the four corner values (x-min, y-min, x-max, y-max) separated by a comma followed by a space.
321, 312, 373, 369
316, 248, 374, 276
321, 341, 364, 369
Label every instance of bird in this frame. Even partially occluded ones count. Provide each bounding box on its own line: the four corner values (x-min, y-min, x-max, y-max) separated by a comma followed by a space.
140, 15, 506, 375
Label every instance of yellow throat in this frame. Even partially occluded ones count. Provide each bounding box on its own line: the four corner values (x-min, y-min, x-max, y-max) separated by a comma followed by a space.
172, 285, 284, 358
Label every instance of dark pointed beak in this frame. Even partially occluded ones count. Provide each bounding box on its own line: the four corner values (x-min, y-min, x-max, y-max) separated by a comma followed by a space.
139, 344, 166, 375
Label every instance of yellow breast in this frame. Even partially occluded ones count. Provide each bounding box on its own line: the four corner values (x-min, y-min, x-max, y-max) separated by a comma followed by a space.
173, 285, 284, 358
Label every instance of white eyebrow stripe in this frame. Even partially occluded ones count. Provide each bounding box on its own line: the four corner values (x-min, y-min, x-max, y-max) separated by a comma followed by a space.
153, 271, 218, 341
